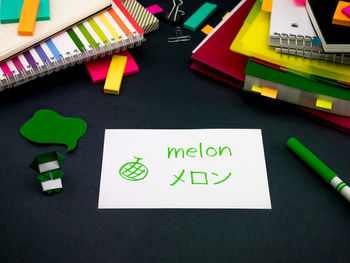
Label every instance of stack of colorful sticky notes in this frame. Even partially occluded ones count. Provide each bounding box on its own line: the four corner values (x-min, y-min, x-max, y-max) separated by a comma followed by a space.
333, 1, 350, 27
85, 50, 139, 84
84, 0, 159, 87
190, 0, 350, 134
0, 0, 50, 24
0, 0, 49, 36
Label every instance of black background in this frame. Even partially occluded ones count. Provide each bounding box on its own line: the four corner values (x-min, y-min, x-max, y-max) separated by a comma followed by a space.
1, 0, 350, 262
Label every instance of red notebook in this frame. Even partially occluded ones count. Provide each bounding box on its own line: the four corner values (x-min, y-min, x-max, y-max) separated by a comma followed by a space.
190, 61, 243, 89
302, 108, 350, 134
191, 0, 256, 82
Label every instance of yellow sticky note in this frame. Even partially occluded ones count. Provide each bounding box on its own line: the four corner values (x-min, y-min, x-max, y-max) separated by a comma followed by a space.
222, 12, 230, 20
201, 24, 214, 35
261, 87, 277, 99
18, 0, 40, 36
261, 0, 273, 13
332, 1, 350, 27
104, 55, 127, 95
251, 85, 262, 93
316, 98, 332, 109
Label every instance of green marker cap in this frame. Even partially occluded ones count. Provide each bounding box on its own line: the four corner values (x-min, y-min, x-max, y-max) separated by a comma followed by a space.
286, 137, 338, 184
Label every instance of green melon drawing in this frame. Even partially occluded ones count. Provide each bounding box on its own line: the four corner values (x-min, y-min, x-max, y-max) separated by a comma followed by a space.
119, 157, 148, 181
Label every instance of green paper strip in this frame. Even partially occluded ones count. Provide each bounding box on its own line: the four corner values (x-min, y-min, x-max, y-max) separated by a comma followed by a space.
245, 60, 350, 101
88, 19, 110, 45
67, 29, 85, 53
78, 24, 99, 49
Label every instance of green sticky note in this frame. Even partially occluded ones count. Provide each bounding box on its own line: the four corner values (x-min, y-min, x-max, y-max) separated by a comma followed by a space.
0, 0, 50, 24
20, 109, 87, 151
183, 2, 217, 32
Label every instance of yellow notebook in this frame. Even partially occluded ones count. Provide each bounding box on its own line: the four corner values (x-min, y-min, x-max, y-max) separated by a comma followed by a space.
230, 1, 350, 83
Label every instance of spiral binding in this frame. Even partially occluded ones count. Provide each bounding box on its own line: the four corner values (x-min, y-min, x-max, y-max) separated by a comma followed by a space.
0, 33, 144, 91
273, 33, 349, 64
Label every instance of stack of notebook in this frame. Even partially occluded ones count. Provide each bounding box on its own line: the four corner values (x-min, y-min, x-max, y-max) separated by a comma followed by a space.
191, 0, 350, 133
269, 0, 350, 64
0, 0, 146, 91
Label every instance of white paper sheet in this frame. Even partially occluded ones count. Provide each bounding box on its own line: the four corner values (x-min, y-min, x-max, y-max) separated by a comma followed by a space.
98, 129, 271, 209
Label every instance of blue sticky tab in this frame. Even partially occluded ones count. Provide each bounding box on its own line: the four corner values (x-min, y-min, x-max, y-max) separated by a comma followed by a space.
311, 38, 322, 46
183, 2, 217, 32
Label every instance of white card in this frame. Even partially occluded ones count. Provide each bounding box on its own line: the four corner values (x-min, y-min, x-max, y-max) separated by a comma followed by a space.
98, 129, 271, 209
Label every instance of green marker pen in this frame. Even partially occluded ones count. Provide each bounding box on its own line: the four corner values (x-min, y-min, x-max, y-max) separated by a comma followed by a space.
286, 137, 350, 202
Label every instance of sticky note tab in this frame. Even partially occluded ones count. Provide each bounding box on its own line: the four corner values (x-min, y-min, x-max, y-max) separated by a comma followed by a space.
261, 87, 278, 99
18, 0, 40, 36
311, 38, 322, 46
145, 4, 163, 15
183, 2, 217, 32
332, 1, 350, 27
222, 12, 230, 20
0, 0, 50, 24
104, 55, 127, 95
316, 98, 332, 109
261, 0, 272, 12
85, 50, 139, 84
343, 5, 350, 18
252, 85, 262, 93
201, 24, 214, 35
295, 0, 306, 4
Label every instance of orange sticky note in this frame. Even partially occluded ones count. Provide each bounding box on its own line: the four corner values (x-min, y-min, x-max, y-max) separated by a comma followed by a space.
104, 55, 127, 95
261, 87, 278, 99
332, 1, 350, 27
201, 24, 214, 35
261, 0, 273, 13
18, 0, 40, 36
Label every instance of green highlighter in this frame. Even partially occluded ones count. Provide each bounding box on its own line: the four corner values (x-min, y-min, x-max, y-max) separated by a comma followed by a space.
286, 137, 350, 202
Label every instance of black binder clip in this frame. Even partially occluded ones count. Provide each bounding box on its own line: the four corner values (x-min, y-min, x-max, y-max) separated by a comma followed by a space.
164, 0, 185, 25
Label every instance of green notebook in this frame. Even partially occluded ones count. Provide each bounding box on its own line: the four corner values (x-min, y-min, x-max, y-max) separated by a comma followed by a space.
245, 60, 350, 101
0, 0, 50, 24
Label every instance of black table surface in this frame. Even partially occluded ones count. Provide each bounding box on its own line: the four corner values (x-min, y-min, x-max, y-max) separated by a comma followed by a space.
1, 1, 350, 262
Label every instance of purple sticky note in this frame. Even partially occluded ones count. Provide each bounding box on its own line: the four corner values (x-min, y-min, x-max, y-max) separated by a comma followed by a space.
342, 5, 350, 18
145, 4, 163, 15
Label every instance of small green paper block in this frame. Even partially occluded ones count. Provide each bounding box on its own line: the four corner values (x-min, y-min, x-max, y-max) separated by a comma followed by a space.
183, 2, 217, 32
0, 0, 50, 24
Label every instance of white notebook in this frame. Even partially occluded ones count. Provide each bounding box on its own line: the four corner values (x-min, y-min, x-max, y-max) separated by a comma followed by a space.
0, 0, 111, 62
269, 0, 317, 49
269, 0, 349, 64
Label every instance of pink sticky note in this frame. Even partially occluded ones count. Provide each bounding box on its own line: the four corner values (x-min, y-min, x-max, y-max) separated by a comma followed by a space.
295, 0, 306, 4
145, 4, 163, 15
85, 50, 139, 84
342, 5, 350, 18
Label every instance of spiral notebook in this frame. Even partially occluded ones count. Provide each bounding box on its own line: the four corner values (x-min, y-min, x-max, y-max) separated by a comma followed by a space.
0, 0, 144, 91
0, 0, 112, 62
269, 0, 350, 64
269, 0, 317, 49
